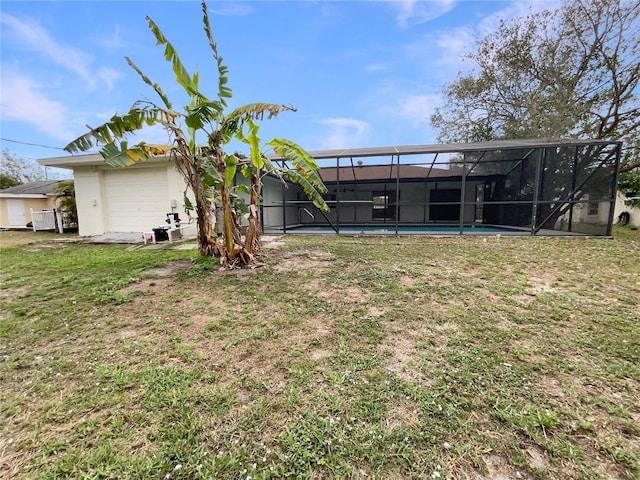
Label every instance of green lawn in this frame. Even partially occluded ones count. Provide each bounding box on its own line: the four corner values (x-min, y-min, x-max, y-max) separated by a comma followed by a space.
1, 230, 638, 479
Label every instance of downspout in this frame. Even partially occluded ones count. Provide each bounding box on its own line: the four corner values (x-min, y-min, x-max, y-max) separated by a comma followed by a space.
395, 153, 400, 235
336, 157, 340, 234
530, 148, 544, 236
460, 153, 467, 234
606, 142, 622, 236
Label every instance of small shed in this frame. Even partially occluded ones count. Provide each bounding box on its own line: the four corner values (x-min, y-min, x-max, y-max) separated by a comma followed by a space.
0, 180, 67, 229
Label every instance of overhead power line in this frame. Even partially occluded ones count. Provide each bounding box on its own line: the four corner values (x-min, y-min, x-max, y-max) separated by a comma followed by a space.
0, 137, 67, 151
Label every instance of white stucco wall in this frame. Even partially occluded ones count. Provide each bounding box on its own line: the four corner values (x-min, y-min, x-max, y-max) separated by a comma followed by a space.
70, 161, 196, 237
73, 166, 106, 236
614, 191, 640, 227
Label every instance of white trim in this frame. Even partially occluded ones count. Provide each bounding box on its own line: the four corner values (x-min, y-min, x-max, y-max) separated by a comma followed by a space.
39, 153, 171, 168
0, 193, 51, 199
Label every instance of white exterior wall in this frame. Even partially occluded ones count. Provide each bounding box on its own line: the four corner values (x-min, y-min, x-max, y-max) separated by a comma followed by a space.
614, 191, 640, 227
73, 166, 106, 236
72, 161, 196, 237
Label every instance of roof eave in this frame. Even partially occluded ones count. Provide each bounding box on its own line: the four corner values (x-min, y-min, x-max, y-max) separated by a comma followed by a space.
0, 193, 51, 199
38, 153, 172, 168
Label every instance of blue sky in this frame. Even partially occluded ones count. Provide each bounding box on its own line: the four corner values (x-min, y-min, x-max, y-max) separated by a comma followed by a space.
1, 0, 556, 168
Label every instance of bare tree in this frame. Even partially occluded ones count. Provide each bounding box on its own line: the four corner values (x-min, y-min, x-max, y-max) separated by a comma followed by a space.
1, 150, 48, 185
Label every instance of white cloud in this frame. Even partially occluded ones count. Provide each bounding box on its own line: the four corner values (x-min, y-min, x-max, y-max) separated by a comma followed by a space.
395, 93, 443, 127
435, 27, 475, 69
477, 0, 561, 34
0, 13, 123, 91
1, 13, 96, 87
0, 72, 73, 141
390, 0, 457, 28
209, 2, 254, 16
365, 63, 388, 73
318, 118, 371, 150
97, 67, 123, 92
96, 25, 127, 50
426, 1, 562, 77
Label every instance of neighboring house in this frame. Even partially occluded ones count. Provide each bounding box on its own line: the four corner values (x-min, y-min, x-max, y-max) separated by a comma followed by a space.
0, 180, 68, 229
39, 138, 622, 238
613, 191, 640, 227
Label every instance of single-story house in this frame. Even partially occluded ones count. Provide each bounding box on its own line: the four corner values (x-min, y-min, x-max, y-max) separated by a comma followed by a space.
0, 180, 69, 229
39, 138, 623, 238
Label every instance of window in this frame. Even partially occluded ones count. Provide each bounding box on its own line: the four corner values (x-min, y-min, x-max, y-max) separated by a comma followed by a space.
430, 188, 461, 221
588, 202, 599, 216
372, 191, 396, 220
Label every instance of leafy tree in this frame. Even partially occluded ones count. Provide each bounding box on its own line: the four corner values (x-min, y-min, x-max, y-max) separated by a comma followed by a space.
618, 169, 640, 207
54, 181, 78, 229
431, 0, 639, 174
1, 149, 48, 186
64, 1, 328, 268
0, 173, 21, 189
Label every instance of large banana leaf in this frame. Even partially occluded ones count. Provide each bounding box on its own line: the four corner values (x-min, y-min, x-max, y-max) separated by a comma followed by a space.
224, 154, 237, 186
64, 107, 174, 153
235, 118, 263, 169
100, 141, 173, 167
185, 101, 224, 131
227, 103, 296, 122
267, 138, 326, 192
282, 170, 329, 212
201, 1, 232, 106
126, 57, 172, 110
146, 16, 206, 102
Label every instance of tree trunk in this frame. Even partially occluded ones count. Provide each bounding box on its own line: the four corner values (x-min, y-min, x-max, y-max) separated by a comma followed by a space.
244, 170, 262, 255
190, 167, 219, 257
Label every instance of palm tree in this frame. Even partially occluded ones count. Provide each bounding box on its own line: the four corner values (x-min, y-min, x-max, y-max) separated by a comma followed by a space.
64, 1, 328, 268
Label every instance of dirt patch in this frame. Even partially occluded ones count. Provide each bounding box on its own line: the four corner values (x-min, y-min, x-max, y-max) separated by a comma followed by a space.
118, 260, 193, 295
525, 273, 558, 296
317, 285, 368, 305
271, 249, 334, 273
381, 332, 433, 386
384, 404, 420, 430
367, 306, 387, 317
482, 454, 519, 480
140, 260, 193, 278
0, 436, 27, 480
119, 277, 172, 295
0, 285, 30, 300
526, 445, 549, 469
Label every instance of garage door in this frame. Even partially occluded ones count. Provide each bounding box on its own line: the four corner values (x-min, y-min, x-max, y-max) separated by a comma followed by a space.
104, 167, 169, 232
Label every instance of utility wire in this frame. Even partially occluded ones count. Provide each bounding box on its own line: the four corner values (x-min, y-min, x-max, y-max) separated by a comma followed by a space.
0, 137, 67, 151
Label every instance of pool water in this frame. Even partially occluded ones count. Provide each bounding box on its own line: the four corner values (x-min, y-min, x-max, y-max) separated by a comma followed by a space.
282, 224, 524, 234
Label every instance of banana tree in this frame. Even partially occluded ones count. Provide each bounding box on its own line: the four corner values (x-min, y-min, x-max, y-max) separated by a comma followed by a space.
64, 1, 328, 267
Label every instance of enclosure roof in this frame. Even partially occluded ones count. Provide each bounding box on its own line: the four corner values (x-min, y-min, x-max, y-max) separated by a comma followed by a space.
268, 138, 621, 160
39, 138, 620, 168
0, 180, 67, 196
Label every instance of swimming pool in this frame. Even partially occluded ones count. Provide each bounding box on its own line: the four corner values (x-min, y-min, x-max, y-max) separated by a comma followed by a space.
277, 224, 526, 235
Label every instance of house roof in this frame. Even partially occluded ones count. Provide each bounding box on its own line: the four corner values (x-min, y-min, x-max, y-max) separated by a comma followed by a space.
0, 180, 68, 196
318, 164, 463, 182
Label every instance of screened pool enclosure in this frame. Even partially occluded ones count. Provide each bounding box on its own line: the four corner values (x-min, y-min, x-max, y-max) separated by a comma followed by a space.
261, 139, 622, 236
